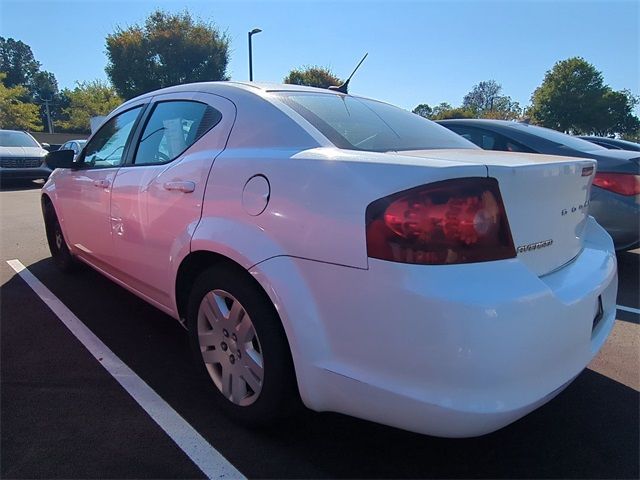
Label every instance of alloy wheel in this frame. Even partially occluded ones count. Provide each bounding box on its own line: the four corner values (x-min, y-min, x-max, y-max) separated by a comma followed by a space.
197, 289, 264, 406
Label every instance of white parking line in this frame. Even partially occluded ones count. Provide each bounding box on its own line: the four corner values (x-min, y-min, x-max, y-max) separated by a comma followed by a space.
617, 305, 640, 315
6, 259, 245, 480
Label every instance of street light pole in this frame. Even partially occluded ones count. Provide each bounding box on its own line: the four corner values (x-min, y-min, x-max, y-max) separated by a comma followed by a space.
248, 28, 262, 81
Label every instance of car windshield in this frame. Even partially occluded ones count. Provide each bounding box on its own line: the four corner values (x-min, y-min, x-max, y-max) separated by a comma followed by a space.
507, 123, 606, 152
275, 92, 477, 152
0, 131, 40, 148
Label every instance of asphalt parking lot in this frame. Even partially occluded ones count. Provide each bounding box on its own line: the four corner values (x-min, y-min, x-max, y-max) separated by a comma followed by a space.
1, 180, 638, 479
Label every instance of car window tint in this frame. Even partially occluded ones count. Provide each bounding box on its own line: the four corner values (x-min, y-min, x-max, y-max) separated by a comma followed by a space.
276, 93, 477, 152
446, 125, 534, 153
0, 131, 40, 147
84, 107, 142, 168
134, 101, 222, 165
508, 123, 606, 152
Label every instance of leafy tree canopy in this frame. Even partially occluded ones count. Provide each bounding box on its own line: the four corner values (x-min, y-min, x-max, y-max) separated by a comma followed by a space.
106, 10, 230, 100
412, 103, 433, 118
0, 73, 42, 131
0, 37, 40, 88
55, 80, 122, 133
412, 102, 475, 120
283, 66, 343, 89
462, 80, 522, 120
530, 57, 639, 136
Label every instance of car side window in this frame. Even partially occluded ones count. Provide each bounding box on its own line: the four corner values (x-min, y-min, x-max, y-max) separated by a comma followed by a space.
482, 131, 534, 153
133, 101, 222, 166
83, 106, 143, 168
448, 126, 534, 153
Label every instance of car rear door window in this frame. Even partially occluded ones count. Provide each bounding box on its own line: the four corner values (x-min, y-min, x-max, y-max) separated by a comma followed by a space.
83, 107, 143, 168
133, 101, 222, 166
447, 125, 534, 153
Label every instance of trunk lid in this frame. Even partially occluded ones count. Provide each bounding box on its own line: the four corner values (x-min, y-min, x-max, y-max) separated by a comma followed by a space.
400, 149, 596, 276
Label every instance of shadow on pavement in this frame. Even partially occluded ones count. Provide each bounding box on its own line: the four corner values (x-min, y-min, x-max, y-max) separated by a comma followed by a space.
0, 179, 45, 192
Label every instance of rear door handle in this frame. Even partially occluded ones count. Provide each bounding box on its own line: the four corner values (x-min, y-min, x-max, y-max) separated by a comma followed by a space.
163, 181, 196, 193
93, 179, 110, 188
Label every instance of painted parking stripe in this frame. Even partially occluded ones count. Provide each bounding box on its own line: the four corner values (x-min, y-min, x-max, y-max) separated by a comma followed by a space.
617, 305, 640, 315
6, 259, 245, 480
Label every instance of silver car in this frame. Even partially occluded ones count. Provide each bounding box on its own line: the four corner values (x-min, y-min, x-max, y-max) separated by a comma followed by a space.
59, 139, 87, 160
0, 130, 51, 182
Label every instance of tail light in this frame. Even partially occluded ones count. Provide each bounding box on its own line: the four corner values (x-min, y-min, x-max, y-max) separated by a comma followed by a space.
593, 172, 640, 196
366, 177, 516, 265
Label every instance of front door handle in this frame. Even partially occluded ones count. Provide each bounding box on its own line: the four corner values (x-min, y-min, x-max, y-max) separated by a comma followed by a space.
93, 179, 110, 188
163, 181, 196, 193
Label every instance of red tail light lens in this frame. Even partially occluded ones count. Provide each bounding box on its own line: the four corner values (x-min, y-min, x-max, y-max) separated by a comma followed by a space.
593, 173, 640, 196
366, 178, 516, 265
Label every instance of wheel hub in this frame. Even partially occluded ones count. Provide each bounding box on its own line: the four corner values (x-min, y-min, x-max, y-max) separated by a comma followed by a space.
197, 289, 264, 406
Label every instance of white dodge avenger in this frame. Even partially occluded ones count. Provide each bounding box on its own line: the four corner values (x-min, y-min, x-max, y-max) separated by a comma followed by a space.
42, 82, 617, 437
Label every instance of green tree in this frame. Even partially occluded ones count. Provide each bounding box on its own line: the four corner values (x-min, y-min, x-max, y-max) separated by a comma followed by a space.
412, 103, 433, 119
0, 37, 40, 88
530, 57, 639, 136
432, 106, 475, 120
421, 102, 474, 120
106, 10, 230, 100
55, 80, 122, 133
283, 66, 342, 89
0, 73, 42, 131
462, 80, 522, 120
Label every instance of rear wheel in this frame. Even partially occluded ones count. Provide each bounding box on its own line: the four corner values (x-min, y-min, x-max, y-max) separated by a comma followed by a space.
187, 265, 298, 425
44, 205, 78, 273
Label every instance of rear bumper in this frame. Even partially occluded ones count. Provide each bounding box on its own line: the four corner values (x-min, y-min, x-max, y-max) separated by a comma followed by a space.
590, 187, 639, 250
251, 216, 617, 437
0, 166, 51, 180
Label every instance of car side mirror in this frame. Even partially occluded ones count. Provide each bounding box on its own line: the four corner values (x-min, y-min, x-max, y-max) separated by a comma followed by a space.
41, 142, 51, 150
45, 149, 76, 169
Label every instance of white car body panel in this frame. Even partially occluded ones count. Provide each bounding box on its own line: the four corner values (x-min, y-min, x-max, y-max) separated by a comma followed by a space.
42, 82, 617, 437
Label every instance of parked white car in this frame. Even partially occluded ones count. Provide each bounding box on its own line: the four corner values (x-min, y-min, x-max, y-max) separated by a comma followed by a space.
0, 129, 51, 181
42, 82, 617, 437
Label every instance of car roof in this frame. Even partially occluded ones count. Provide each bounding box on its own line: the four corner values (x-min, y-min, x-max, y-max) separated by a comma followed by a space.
124, 81, 345, 103
437, 119, 517, 128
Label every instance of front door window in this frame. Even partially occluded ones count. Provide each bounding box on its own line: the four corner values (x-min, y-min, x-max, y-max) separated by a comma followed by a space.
83, 107, 143, 168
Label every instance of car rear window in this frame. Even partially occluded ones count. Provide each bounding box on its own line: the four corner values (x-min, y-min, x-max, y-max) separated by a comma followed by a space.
508, 123, 606, 152
0, 131, 40, 148
274, 93, 477, 153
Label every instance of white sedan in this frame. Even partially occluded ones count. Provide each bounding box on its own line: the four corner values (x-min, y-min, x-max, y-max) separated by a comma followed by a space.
42, 82, 617, 437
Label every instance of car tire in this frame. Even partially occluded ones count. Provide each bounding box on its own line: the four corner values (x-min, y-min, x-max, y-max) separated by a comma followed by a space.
44, 205, 79, 273
187, 264, 299, 426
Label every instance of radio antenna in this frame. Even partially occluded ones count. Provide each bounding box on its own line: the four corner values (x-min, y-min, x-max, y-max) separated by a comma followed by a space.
328, 53, 368, 94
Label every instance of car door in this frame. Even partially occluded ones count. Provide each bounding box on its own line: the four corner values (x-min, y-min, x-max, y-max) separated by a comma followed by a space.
109, 92, 236, 309
53, 104, 146, 269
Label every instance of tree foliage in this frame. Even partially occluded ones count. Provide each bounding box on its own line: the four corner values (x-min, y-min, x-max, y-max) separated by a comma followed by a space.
462, 80, 522, 120
412, 103, 433, 118
412, 102, 475, 120
106, 10, 230, 100
283, 66, 343, 89
413, 82, 522, 121
530, 57, 639, 136
0, 73, 42, 131
0, 37, 62, 130
0, 37, 40, 88
55, 80, 122, 133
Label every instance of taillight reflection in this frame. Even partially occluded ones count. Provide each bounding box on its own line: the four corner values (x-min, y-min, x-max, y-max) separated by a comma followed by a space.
366, 177, 516, 265
593, 173, 640, 196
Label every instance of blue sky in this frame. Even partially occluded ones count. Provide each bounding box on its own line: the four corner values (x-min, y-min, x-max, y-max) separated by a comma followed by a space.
1, 0, 638, 112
